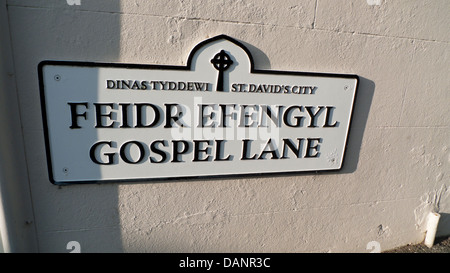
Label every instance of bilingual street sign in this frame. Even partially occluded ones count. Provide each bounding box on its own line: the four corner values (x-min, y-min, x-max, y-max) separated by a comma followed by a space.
38, 35, 358, 184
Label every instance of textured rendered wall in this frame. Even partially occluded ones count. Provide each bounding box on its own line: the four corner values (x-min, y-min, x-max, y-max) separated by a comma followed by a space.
3, 0, 449, 252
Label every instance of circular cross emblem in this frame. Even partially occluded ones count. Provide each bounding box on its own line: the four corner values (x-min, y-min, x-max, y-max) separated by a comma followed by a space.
211, 50, 233, 91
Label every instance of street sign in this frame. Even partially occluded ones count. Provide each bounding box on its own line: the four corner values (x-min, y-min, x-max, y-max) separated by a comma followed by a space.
38, 35, 358, 184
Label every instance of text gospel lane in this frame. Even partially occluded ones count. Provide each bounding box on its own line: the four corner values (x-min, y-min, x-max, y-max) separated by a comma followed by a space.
89, 138, 323, 165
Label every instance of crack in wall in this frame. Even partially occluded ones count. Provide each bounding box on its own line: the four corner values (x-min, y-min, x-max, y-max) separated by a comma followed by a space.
7, 3, 450, 44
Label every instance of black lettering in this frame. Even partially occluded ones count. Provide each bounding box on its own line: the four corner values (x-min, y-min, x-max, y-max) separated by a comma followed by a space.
194, 82, 204, 91
258, 138, 279, 160
169, 81, 177, 90
164, 103, 185, 128
160, 81, 168, 90
193, 140, 212, 162
323, 106, 338, 127
198, 104, 216, 128
89, 141, 115, 165
305, 138, 322, 158
215, 140, 232, 161
106, 80, 115, 89
259, 105, 283, 127
68, 102, 88, 129
241, 139, 257, 160
283, 105, 303, 127
172, 140, 190, 162
281, 138, 304, 159
119, 141, 146, 164
94, 103, 116, 128
305, 106, 325, 128
119, 103, 131, 128
256, 84, 263, 92
136, 103, 161, 128
274, 85, 282, 93
150, 140, 168, 163
131, 81, 140, 90
239, 105, 258, 127
178, 81, 186, 90
141, 81, 149, 90
219, 104, 236, 127
121, 80, 131, 89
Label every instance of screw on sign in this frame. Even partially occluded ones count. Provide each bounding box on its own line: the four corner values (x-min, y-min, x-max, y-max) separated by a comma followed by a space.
211, 50, 233, 91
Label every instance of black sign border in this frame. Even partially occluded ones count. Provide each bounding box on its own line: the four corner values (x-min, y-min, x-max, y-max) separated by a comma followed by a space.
38, 34, 359, 185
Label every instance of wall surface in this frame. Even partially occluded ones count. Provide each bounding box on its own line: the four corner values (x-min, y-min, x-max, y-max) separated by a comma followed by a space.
1, 0, 449, 252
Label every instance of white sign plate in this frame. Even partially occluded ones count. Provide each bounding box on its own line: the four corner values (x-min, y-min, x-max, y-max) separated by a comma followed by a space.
39, 35, 358, 184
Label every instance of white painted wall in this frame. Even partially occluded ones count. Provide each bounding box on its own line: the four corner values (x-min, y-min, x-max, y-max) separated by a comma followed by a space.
1, 0, 449, 252
0, 0, 38, 252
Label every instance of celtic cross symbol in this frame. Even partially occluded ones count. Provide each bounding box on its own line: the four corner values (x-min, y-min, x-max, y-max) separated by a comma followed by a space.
211, 50, 233, 91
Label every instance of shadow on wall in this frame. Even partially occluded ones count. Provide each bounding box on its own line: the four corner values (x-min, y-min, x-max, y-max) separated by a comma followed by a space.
5, 0, 124, 252
29, 2, 375, 253
437, 213, 450, 238
341, 76, 374, 174
54, 0, 123, 253
240, 40, 271, 70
